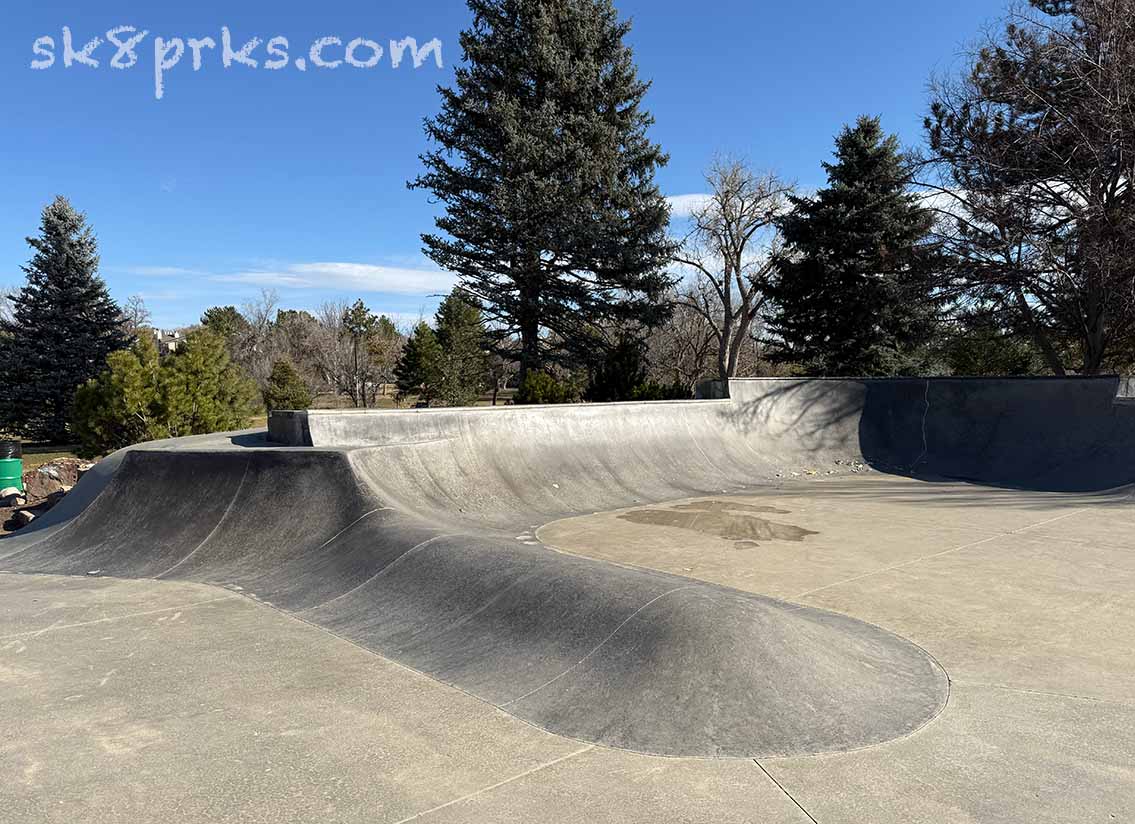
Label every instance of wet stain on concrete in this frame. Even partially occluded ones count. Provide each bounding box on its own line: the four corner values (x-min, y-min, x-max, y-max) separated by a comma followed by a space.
617, 500, 818, 548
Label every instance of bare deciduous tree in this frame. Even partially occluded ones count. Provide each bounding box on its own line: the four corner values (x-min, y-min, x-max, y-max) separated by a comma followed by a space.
309, 300, 355, 403
369, 315, 405, 397
644, 286, 717, 391
232, 289, 284, 389
674, 159, 794, 382
120, 294, 152, 338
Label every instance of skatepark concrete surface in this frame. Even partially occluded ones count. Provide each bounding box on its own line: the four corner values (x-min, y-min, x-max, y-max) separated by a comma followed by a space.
2, 377, 1134, 822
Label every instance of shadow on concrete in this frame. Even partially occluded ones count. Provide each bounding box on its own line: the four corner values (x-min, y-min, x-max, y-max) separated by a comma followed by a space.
228, 431, 273, 448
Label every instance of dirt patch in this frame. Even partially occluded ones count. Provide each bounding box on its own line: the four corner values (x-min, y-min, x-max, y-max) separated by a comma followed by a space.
617, 499, 818, 548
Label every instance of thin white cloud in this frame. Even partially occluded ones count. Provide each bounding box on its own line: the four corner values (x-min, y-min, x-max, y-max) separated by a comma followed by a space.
666, 194, 712, 219
126, 265, 209, 277
209, 262, 458, 296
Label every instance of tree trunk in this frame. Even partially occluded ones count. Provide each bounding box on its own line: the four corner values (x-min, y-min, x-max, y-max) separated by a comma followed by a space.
1012, 288, 1066, 376
1083, 305, 1107, 376
716, 315, 732, 383
518, 275, 541, 386
726, 310, 756, 380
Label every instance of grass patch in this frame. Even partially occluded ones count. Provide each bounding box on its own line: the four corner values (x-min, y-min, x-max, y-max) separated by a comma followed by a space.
20, 443, 81, 470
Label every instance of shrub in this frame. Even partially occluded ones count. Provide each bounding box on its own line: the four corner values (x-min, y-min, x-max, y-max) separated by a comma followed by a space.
263, 360, 312, 411
72, 329, 259, 458
585, 335, 648, 402
515, 371, 581, 405
630, 380, 691, 401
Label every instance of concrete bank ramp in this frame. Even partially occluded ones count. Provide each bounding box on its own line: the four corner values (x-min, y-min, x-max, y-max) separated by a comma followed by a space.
0, 448, 947, 758
14, 377, 1125, 756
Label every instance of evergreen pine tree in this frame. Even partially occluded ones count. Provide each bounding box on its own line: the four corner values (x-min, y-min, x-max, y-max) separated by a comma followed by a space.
0, 197, 128, 440
200, 306, 251, 344
410, 0, 676, 383
71, 330, 259, 457
263, 360, 313, 412
434, 292, 488, 407
158, 329, 260, 436
767, 117, 940, 376
585, 333, 648, 402
72, 335, 164, 458
394, 322, 444, 405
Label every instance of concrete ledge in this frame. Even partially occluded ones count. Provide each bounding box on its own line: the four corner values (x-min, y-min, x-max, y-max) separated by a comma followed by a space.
267, 410, 312, 446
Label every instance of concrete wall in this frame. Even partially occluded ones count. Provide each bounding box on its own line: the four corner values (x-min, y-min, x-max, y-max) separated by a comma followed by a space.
271, 377, 1135, 492
732, 376, 1135, 490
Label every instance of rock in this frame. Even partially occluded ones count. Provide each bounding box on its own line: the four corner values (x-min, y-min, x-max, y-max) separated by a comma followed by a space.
40, 490, 66, 511
23, 458, 87, 502
24, 470, 64, 500
0, 487, 24, 507
12, 509, 35, 527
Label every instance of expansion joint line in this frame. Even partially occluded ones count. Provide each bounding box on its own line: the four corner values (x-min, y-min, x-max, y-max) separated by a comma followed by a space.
390, 745, 595, 823
754, 760, 820, 824
910, 377, 931, 473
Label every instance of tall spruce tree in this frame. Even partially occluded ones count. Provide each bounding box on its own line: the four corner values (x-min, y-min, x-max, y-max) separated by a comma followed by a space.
410, 0, 676, 382
434, 292, 489, 407
0, 197, 128, 441
767, 117, 939, 376
394, 322, 444, 405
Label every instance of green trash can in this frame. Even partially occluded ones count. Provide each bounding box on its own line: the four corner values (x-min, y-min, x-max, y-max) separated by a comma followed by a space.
0, 440, 23, 493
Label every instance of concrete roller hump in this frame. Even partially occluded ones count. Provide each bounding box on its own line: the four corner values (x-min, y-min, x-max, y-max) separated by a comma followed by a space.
13, 376, 1130, 757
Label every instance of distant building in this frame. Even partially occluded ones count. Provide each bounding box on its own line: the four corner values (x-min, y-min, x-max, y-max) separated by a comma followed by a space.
151, 328, 184, 356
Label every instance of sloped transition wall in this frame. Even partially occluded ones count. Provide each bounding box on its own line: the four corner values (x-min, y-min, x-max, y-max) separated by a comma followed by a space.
0, 448, 947, 758
10, 377, 1126, 758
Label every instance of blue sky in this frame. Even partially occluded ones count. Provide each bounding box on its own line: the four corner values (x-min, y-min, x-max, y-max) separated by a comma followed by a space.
1, 0, 998, 329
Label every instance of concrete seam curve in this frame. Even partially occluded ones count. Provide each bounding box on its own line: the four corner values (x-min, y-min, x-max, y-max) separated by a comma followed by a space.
294, 533, 459, 615
949, 679, 1135, 708
680, 407, 734, 480
154, 456, 252, 579
500, 585, 698, 707
0, 456, 124, 561
313, 507, 390, 551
